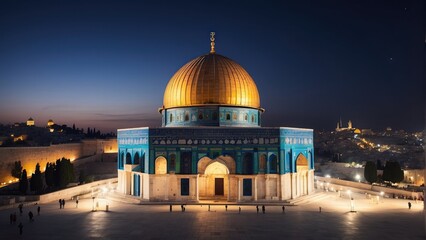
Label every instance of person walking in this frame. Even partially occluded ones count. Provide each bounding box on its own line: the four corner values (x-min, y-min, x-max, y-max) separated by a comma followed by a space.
256, 205, 259, 214
59, 199, 62, 209
28, 211, 34, 222
62, 199, 66, 208
18, 222, 23, 236
408, 202, 412, 209
225, 205, 228, 211
282, 206, 285, 214
18, 204, 23, 215
262, 205, 265, 214
76, 199, 79, 208
37, 206, 40, 215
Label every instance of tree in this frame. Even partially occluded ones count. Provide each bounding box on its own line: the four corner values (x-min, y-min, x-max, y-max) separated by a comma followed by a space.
45, 162, 55, 188
11, 161, 23, 179
364, 161, 377, 184
31, 163, 43, 193
383, 161, 404, 183
53, 158, 75, 187
19, 169, 28, 194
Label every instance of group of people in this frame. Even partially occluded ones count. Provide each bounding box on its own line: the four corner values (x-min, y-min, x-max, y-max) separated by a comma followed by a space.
59, 199, 66, 209
255, 205, 267, 214
11, 203, 41, 236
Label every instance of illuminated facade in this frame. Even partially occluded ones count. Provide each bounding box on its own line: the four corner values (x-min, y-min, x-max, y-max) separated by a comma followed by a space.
117, 34, 314, 202
26, 117, 35, 126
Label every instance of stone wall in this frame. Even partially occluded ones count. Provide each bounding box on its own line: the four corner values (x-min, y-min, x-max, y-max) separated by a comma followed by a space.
0, 139, 117, 184
316, 176, 423, 199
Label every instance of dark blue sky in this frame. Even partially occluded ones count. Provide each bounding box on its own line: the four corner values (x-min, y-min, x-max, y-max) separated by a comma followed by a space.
0, 0, 424, 132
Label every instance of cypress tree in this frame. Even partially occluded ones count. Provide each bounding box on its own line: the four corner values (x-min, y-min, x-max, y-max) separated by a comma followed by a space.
364, 161, 377, 184
19, 169, 28, 194
11, 161, 23, 179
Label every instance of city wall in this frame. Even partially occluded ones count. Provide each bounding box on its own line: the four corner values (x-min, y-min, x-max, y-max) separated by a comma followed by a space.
0, 139, 117, 184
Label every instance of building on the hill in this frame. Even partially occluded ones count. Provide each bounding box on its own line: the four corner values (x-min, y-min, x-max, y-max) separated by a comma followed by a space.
117, 33, 314, 202
47, 119, 54, 127
336, 118, 355, 132
26, 117, 35, 126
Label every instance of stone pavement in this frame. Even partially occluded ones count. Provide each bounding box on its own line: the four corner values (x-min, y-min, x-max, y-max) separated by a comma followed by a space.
0, 191, 424, 239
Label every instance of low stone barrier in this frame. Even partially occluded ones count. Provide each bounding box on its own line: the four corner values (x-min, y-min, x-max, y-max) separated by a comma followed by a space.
38, 178, 117, 203
315, 176, 423, 199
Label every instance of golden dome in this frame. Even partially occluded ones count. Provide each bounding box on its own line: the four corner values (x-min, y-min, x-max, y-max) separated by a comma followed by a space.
162, 53, 261, 110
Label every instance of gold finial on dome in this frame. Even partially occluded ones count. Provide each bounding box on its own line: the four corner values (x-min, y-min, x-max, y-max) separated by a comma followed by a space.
210, 32, 215, 53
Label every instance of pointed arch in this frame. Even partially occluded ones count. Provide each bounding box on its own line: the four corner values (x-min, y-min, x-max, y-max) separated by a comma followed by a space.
155, 156, 167, 174
134, 152, 140, 165
269, 154, 278, 173
125, 152, 132, 164
296, 153, 308, 172
242, 152, 254, 174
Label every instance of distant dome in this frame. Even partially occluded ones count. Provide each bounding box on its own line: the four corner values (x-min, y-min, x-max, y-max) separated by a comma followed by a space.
47, 119, 54, 127
162, 53, 261, 111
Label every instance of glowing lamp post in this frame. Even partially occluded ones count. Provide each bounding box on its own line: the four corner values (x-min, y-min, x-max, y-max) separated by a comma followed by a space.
355, 174, 361, 183
347, 190, 355, 212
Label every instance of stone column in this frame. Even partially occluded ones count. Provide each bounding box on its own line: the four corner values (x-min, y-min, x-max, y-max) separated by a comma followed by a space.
254, 176, 258, 201
130, 173, 134, 196
196, 174, 199, 201
227, 175, 231, 202
265, 175, 269, 199
165, 175, 169, 200
238, 177, 241, 202
291, 173, 295, 199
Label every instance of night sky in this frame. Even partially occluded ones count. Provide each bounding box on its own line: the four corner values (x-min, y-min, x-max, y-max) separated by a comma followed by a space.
0, 0, 424, 133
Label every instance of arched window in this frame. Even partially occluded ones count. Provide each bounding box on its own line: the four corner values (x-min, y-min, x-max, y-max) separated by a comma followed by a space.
269, 154, 278, 173
242, 152, 254, 174
226, 113, 231, 121
155, 157, 167, 174
134, 152, 140, 165
198, 112, 203, 120
125, 152, 132, 164
251, 115, 255, 123
180, 152, 192, 174
169, 153, 176, 172
184, 112, 189, 121
232, 113, 237, 120
169, 114, 173, 122
244, 114, 248, 121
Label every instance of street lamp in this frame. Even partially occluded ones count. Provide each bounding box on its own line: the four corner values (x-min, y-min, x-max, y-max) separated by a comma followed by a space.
355, 174, 361, 183
347, 190, 355, 212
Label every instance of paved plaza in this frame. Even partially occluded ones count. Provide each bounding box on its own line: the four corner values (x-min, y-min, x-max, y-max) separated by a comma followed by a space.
0, 191, 424, 239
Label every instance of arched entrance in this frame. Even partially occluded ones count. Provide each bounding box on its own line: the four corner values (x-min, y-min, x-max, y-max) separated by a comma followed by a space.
295, 153, 309, 196
198, 156, 233, 200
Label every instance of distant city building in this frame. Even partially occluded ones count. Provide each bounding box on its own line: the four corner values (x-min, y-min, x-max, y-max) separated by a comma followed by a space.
26, 117, 35, 126
336, 118, 354, 132
47, 119, 54, 127
117, 34, 315, 202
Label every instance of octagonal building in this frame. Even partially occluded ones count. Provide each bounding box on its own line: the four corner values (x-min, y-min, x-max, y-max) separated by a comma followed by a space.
117, 34, 314, 202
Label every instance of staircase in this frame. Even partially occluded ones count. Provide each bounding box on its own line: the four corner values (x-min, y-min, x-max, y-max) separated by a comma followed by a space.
288, 191, 330, 205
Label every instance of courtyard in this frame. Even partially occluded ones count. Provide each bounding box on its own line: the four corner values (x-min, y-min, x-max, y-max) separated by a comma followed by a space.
0, 190, 424, 239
